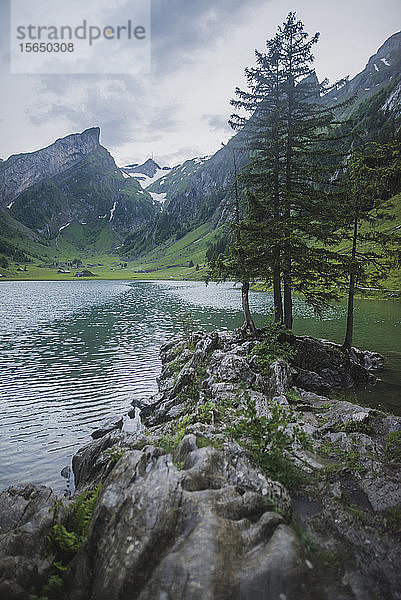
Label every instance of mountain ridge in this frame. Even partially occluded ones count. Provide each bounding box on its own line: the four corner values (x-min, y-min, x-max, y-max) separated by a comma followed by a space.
0, 32, 400, 276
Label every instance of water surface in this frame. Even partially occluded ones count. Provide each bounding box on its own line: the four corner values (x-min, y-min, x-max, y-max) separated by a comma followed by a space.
0, 280, 400, 492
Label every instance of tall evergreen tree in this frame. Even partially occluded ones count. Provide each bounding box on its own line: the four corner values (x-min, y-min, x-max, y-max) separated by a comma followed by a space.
207, 150, 258, 334
340, 140, 401, 350
230, 12, 352, 328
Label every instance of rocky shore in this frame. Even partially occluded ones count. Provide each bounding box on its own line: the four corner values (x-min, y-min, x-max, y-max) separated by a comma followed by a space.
1, 328, 401, 600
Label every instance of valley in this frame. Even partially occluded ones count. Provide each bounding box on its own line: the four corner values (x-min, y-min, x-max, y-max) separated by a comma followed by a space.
1, 32, 400, 292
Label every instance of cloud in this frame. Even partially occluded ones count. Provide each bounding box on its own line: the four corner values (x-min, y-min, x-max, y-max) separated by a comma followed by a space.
202, 113, 232, 133
1, 0, 400, 168
151, 0, 266, 74
27, 74, 181, 148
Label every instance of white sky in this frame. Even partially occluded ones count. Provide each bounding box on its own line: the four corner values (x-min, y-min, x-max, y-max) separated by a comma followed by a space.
0, 0, 400, 166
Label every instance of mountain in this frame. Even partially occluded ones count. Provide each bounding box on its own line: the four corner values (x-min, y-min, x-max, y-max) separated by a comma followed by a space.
324, 32, 401, 108
0, 32, 400, 275
142, 32, 401, 248
120, 158, 172, 193
0, 128, 160, 260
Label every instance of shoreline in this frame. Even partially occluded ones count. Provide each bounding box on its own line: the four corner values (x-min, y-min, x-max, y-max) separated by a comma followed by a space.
1, 328, 401, 599
1, 275, 400, 301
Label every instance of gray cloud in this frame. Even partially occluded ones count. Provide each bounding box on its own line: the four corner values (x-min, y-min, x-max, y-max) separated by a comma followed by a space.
1, 0, 400, 168
202, 113, 232, 133
28, 75, 180, 148
151, 0, 266, 74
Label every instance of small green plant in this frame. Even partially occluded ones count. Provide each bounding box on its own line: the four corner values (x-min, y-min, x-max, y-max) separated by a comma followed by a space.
50, 484, 102, 558
30, 574, 63, 600
185, 340, 196, 352
226, 392, 310, 488
32, 485, 102, 600
158, 433, 175, 454
319, 443, 365, 476
50, 524, 80, 560
158, 415, 192, 454
385, 430, 401, 462
168, 357, 183, 375
317, 416, 328, 428
196, 400, 218, 424
251, 322, 294, 376
196, 435, 224, 449
285, 389, 302, 404
105, 446, 125, 466
334, 420, 373, 435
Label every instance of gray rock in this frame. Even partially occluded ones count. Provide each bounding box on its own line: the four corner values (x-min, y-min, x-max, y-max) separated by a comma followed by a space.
91, 416, 123, 440
263, 359, 292, 398
73, 430, 135, 491
360, 476, 401, 512
291, 336, 381, 394
61, 465, 71, 479
0, 484, 57, 599
0, 128, 100, 209
66, 438, 298, 600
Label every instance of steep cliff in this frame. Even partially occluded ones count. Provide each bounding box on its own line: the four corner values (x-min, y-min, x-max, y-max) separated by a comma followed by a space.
0, 128, 101, 210
0, 128, 160, 251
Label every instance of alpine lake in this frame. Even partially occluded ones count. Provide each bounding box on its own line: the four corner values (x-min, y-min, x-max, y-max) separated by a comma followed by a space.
0, 280, 400, 492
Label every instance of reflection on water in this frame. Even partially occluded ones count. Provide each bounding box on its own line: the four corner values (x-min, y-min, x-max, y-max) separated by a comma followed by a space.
0, 280, 400, 492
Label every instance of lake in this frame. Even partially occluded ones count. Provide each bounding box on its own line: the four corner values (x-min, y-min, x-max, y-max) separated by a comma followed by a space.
0, 280, 400, 492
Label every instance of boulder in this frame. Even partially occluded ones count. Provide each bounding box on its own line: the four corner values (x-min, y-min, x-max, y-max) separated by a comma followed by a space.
91, 416, 123, 440
66, 437, 302, 600
291, 336, 380, 393
0, 484, 57, 599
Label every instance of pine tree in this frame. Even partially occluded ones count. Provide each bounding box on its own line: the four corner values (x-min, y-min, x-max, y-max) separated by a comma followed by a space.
207, 150, 258, 334
230, 12, 352, 328
340, 140, 401, 349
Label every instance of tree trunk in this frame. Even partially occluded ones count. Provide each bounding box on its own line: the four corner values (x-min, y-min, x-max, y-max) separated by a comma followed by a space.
283, 52, 294, 331
272, 59, 283, 324
241, 280, 257, 335
283, 270, 293, 329
273, 255, 283, 323
343, 214, 358, 350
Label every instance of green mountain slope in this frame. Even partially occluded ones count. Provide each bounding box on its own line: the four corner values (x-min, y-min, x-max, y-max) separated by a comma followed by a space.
0, 33, 400, 283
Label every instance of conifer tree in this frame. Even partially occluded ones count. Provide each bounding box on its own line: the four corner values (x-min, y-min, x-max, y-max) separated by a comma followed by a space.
340, 140, 401, 349
230, 12, 352, 328
207, 150, 258, 334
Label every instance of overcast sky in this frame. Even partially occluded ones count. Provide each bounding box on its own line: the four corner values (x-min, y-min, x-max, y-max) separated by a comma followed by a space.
0, 0, 400, 167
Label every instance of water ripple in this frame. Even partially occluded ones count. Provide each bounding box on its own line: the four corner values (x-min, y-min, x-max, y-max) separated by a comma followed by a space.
0, 280, 400, 493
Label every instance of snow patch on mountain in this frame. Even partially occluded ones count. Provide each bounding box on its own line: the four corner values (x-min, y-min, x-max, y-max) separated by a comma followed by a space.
149, 192, 167, 205
120, 158, 172, 189
59, 222, 71, 232
109, 201, 117, 222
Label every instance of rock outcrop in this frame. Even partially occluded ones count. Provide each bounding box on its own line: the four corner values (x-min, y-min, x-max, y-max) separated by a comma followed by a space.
1, 329, 400, 600
0, 484, 57, 599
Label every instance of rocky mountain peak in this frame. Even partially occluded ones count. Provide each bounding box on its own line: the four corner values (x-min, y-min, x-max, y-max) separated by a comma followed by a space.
0, 127, 103, 209
375, 30, 401, 60
122, 158, 162, 178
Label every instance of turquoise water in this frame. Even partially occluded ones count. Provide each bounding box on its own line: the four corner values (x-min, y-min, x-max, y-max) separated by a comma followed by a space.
0, 280, 400, 492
